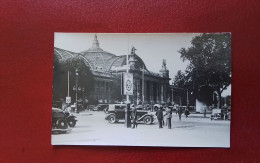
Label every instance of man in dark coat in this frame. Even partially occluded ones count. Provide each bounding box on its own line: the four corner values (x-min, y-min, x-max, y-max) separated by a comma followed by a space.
184, 108, 190, 118
185, 105, 190, 118
177, 106, 182, 121
131, 106, 138, 129
156, 107, 164, 128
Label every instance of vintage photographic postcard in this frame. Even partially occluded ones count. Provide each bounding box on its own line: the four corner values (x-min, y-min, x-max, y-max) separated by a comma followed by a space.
52, 33, 231, 147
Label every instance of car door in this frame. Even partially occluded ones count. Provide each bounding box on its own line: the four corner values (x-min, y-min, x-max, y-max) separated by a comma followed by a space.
115, 105, 126, 119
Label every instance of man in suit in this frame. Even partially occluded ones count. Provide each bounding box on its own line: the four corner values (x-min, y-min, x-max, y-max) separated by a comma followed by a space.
165, 107, 172, 129
156, 107, 164, 128
177, 106, 182, 121
131, 106, 138, 129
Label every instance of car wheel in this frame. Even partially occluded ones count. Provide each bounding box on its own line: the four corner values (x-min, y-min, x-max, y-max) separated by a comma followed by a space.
68, 120, 76, 127
56, 119, 68, 129
108, 115, 116, 124
143, 116, 152, 125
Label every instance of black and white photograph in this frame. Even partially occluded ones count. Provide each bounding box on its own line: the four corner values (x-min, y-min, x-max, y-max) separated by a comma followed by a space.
52, 33, 231, 147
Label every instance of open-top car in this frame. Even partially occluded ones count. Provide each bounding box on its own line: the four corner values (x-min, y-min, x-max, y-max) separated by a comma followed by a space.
105, 104, 155, 125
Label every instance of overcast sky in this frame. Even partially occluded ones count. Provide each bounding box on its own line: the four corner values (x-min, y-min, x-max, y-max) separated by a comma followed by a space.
54, 33, 231, 96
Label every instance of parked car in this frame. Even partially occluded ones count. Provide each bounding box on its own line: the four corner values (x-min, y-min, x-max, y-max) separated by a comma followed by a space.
88, 105, 95, 111
63, 110, 78, 127
52, 108, 71, 133
210, 109, 230, 120
52, 107, 78, 133
105, 104, 155, 125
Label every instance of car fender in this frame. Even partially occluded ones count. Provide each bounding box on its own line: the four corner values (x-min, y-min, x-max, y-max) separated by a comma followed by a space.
137, 114, 153, 121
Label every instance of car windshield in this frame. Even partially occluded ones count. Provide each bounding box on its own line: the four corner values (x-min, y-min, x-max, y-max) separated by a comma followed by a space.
115, 105, 126, 110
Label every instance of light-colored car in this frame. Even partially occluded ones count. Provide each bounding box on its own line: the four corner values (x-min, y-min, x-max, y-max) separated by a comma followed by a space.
210, 109, 230, 120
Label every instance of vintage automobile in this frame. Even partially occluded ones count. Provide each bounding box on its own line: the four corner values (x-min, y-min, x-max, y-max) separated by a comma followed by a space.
64, 110, 78, 127
105, 104, 155, 125
210, 108, 230, 120
52, 108, 74, 133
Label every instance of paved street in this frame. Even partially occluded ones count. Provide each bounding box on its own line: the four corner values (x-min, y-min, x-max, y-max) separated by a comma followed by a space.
52, 111, 230, 147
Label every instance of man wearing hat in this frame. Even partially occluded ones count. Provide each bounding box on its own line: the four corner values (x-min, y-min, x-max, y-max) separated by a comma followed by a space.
156, 107, 164, 128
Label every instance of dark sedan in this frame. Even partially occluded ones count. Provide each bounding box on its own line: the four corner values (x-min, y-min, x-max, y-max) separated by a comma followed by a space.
105, 104, 154, 125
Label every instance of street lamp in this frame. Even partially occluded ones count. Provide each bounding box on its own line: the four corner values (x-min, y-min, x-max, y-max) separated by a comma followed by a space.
75, 69, 79, 113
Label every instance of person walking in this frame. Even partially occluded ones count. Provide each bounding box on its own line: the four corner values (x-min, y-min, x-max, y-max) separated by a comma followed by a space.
203, 105, 207, 118
184, 108, 190, 118
185, 105, 190, 118
177, 106, 182, 121
156, 107, 164, 128
131, 106, 138, 129
165, 106, 172, 129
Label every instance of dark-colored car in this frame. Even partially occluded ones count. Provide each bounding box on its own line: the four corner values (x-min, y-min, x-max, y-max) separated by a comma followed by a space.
105, 104, 154, 125
52, 108, 73, 133
64, 110, 78, 127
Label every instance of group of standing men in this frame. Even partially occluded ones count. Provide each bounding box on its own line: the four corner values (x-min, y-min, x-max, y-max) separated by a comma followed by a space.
130, 105, 190, 129
156, 107, 173, 129
156, 106, 190, 129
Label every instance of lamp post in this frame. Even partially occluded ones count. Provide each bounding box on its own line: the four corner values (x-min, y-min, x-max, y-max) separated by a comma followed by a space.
65, 71, 71, 106
75, 69, 79, 113
136, 80, 139, 105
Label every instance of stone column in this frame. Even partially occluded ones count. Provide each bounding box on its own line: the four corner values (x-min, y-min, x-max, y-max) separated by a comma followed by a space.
156, 83, 159, 103
144, 80, 147, 103
161, 84, 164, 103
158, 83, 161, 103
104, 82, 107, 101
108, 82, 110, 103
151, 82, 154, 103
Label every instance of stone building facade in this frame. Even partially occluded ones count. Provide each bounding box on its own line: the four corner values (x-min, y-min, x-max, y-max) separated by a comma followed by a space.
54, 35, 171, 105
